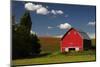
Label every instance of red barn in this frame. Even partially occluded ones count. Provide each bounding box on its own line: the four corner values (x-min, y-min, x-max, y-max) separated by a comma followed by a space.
60, 28, 91, 52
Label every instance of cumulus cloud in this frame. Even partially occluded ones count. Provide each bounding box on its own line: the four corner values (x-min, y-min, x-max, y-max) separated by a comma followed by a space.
25, 3, 49, 15
25, 3, 43, 11
48, 23, 71, 30
88, 21, 95, 26
56, 10, 64, 14
33, 4, 42, 10
51, 10, 57, 15
25, 2, 64, 15
58, 23, 72, 29
25, 3, 37, 11
51, 10, 63, 15
36, 7, 49, 15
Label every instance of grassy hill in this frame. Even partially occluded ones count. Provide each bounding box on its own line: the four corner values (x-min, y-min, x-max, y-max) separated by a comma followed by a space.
12, 37, 96, 66
39, 36, 60, 53
39, 37, 96, 53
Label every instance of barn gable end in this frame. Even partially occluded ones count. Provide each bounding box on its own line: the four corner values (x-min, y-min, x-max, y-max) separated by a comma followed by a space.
61, 28, 75, 40
60, 28, 92, 52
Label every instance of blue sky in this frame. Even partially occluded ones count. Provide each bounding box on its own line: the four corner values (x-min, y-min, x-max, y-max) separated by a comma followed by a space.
12, 1, 96, 38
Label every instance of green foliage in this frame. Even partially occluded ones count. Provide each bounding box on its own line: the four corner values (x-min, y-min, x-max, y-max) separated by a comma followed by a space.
12, 11, 41, 59
30, 34, 41, 55
20, 11, 32, 32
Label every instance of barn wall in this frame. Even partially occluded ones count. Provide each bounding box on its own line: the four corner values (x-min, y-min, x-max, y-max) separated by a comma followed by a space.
61, 29, 83, 52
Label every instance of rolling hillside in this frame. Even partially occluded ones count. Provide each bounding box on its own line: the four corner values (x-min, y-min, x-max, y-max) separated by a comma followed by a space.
39, 37, 96, 53
39, 36, 96, 53
12, 37, 96, 65
39, 37, 60, 53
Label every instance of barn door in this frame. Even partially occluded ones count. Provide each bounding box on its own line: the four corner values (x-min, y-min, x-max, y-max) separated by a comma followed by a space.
69, 48, 75, 52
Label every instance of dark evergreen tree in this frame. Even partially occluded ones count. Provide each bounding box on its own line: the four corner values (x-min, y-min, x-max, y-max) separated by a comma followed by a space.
30, 34, 41, 55
12, 11, 41, 59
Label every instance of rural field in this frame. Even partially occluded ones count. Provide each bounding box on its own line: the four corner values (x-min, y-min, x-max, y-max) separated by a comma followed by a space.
12, 37, 96, 66
12, 52, 95, 66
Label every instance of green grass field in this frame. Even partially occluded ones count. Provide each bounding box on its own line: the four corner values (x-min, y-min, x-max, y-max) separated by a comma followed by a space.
12, 37, 96, 66
12, 51, 95, 66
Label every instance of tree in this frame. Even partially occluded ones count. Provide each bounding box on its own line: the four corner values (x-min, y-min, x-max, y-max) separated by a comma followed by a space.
30, 34, 41, 55
12, 11, 41, 59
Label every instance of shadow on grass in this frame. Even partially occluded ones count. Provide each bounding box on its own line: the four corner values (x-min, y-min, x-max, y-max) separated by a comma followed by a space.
13, 52, 51, 60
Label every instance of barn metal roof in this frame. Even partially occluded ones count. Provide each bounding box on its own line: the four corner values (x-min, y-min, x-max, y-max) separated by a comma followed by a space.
78, 31, 90, 40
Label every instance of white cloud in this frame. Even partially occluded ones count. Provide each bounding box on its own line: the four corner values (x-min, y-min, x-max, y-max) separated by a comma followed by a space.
56, 10, 63, 14
25, 3, 49, 15
48, 26, 53, 29
58, 23, 72, 29
36, 7, 49, 15
53, 35, 63, 38
51, 10, 64, 15
25, 3, 43, 11
48, 23, 71, 30
33, 4, 42, 10
51, 10, 57, 15
88, 21, 95, 26
25, 3, 36, 11
25, 3, 64, 15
